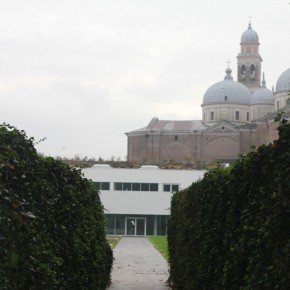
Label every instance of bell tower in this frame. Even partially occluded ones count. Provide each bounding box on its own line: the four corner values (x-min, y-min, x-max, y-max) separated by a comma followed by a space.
237, 22, 262, 93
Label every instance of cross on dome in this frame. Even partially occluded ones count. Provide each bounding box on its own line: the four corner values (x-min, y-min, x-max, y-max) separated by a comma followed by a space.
241, 19, 259, 43
262, 73, 266, 87
226, 59, 232, 68
248, 14, 252, 27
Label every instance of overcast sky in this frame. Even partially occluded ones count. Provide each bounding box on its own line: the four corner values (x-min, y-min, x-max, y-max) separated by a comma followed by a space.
0, 0, 289, 159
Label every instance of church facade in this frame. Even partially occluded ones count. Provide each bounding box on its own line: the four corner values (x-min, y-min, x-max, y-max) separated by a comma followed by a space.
126, 23, 290, 164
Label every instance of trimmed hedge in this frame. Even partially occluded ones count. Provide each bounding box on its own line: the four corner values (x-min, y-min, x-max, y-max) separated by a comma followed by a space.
0, 124, 113, 289
168, 121, 290, 289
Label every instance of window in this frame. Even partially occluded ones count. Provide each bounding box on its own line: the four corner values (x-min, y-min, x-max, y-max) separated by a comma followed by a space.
157, 215, 168, 236
94, 182, 101, 190
174, 135, 178, 141
113, 182, 159, 192
150, 183, 158, 191
241, 64, 246, 76
250, 64, 255, 78
235, 111, 240, 120
123, 182, 131, 191
93, 182, 110, 190
203, 113, 205, 121
101, 182, 110, 190
105, 215, 115, 235
141, 183, 149, 191
115, 214, 125, 235
211, 111, 214, 121
114, 182, 122, 191
163, 184, 179, 192
224, 96, 228, 101
247, 112, 250, 122
277, 101, 279, 109
132, 183, 141, 191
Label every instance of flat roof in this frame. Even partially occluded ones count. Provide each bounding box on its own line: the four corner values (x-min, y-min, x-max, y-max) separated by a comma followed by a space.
83, 166, 206, 190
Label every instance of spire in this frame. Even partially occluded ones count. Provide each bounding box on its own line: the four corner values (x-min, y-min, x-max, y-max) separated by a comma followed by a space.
224, 67, 233, 80
262, 72, 266, 87
248, 15, 252, 29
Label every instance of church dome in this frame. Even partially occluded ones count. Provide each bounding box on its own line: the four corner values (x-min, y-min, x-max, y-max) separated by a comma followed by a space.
203, 68, 251, 105
241, 23, 259, 43
251, 74, 274, 105
251, 88, 274, 105
276, 68, 290, 93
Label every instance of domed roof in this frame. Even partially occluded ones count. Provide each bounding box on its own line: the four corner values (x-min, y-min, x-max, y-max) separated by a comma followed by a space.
276, 68, 290, 93
251, 74, 274, 105
241, 23, 259, 43
203, 68, 251, 105
251, 88, 274, 105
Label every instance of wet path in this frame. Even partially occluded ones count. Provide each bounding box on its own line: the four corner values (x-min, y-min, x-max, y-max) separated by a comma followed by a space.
108, 237, 170, 290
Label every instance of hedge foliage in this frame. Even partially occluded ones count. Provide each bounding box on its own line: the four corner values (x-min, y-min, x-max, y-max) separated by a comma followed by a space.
168, 121, 290, 290
0, 124, 113, 289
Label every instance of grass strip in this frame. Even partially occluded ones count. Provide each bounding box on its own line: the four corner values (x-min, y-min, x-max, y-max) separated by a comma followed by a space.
106, 236, 122, 249
147, 235, 169, 261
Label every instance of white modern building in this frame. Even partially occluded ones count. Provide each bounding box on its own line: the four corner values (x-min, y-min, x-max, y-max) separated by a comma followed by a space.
83, 165, 205, 236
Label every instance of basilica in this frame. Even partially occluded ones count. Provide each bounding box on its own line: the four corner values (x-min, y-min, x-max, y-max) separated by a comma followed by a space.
126, 23, 290, 164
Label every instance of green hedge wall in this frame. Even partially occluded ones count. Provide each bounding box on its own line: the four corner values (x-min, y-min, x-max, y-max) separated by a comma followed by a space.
0, 124, 113, 289
168, 121, 290, 290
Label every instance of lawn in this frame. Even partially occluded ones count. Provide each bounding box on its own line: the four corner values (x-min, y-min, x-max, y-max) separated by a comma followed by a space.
147, 236, 169, 261
106, 236, 122, 249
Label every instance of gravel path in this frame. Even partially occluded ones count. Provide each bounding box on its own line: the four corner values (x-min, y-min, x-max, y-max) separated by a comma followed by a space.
108, 237, 170, 290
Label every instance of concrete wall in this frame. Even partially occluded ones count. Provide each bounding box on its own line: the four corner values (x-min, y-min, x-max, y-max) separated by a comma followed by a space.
101, 190, 172, 215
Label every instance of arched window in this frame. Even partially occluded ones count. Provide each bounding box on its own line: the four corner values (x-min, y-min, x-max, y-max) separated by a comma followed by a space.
247, 112, 250, 122
235, 111, 240, 120
211, 111, 214, 121
250, 64, 255, 78
241, 65, 246, 78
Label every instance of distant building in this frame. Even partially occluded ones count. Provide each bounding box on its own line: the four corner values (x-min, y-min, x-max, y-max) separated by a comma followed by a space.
83, 164, 205, 236
126, 23, 290, 164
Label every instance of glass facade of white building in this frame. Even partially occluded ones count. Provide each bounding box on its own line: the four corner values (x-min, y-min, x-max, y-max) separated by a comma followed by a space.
105, 214, 167, 236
